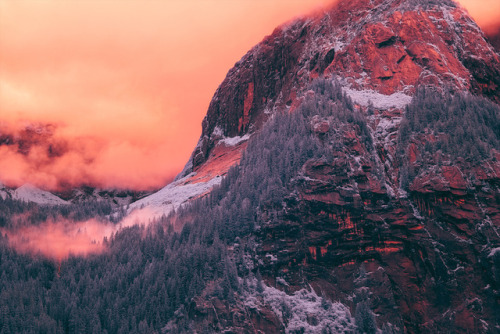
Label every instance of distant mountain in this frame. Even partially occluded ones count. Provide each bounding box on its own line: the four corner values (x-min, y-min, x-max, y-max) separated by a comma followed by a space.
11, 184, 69, 206
0, 123, 150, 206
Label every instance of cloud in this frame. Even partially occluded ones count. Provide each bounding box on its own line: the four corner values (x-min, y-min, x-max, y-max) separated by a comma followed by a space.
2, 208, 157, 261
0, 0, 498, 191
0, 0, 334, 191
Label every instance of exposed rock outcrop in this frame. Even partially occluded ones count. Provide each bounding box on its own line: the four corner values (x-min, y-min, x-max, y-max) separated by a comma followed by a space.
171, 0, 500, 332
187, 0, 500, 173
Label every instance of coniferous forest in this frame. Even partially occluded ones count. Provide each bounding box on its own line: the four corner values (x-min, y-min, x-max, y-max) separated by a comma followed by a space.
1, 79, 499, 333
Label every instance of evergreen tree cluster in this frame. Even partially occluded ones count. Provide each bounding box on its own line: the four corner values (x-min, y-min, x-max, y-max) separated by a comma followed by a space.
0, 197, 113, 229
0, 221, 234, 333
398, 87, 500, 162
179, 78, 370, 239
0, 78, 373, 333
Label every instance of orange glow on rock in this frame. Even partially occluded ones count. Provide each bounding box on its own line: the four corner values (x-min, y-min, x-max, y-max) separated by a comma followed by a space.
0, 0, 497, 190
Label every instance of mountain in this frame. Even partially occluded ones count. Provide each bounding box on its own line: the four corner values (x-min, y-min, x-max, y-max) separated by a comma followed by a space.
0, 180, 146, 206
11, 184, 69, 206
156, 0, 500, 332
187, 0, 499, 170
1, 0, 499, 333
0, 180, 69, 205
138, 0, 500, 218
0, 123, 151, 206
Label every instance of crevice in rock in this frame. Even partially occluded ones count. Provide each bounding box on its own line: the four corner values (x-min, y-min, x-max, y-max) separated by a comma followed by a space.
376, 36, 398, 48
320, 49, 336, 73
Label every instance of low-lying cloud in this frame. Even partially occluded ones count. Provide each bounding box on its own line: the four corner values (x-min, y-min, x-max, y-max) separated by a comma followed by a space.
0, 0, 333, 191
2, 208, 156, 261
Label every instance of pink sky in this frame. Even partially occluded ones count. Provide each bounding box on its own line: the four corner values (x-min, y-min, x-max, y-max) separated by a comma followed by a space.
0, 0, 498, 191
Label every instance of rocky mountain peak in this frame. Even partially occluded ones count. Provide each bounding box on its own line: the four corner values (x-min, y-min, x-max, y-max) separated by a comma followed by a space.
185, 0, 499, 175
153, 3, 500, 330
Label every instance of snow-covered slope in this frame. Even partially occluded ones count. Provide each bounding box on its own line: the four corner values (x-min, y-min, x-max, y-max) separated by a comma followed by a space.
129, 172, 222, 218
13, 184, 68, 205
344, 87, 412, 109
131, 134, 247, 218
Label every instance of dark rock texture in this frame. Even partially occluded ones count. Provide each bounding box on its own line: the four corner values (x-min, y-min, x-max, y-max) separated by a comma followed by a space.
188, 0, 500, 172
256, 114, 500, 332
176, 0, 500, 332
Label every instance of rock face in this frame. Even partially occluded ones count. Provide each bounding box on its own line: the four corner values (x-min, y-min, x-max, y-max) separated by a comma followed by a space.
187, 0, 500, 173
255, 110, 500, 332
172, 0, 500, 332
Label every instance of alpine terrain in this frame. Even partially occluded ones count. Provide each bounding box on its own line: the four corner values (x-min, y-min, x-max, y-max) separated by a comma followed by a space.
0, 0, 499, 333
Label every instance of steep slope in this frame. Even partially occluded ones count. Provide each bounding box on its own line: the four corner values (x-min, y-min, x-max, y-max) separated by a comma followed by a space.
168, 78, 499, 333
187, 0, 499, 172
157, 0, 500, 333
137, 0, 500, 218
0, 0, 499, 332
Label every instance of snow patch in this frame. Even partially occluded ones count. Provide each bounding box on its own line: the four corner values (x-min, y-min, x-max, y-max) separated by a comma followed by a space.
488, 248, 500, 258
220, 134, 250, 146
243, 278, 355, 333
265, 253, 278, 263
344, 88, 412, 109
129, 173, 222, 218
12, 184, 68, 206
276, 277, 289, 287
334, 39, 346, 52
376, 117, 401, 134
212, 126, 224, 137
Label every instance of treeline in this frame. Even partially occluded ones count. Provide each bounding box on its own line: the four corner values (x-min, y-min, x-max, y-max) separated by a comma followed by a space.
0, 78, 373, 333
0, 197, 114, 229
5, 78, 496, 332
398, 87, 500, 161
178, 78, 371, 240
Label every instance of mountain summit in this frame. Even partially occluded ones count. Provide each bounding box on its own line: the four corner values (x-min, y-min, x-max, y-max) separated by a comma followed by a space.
185, 0, 499, 173
156, 0, 500, 332
137, 0, 500, 219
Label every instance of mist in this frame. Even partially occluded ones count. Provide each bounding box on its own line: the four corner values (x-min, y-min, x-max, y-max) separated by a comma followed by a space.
0, 0, 333, 191
2, 208, 157, 261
